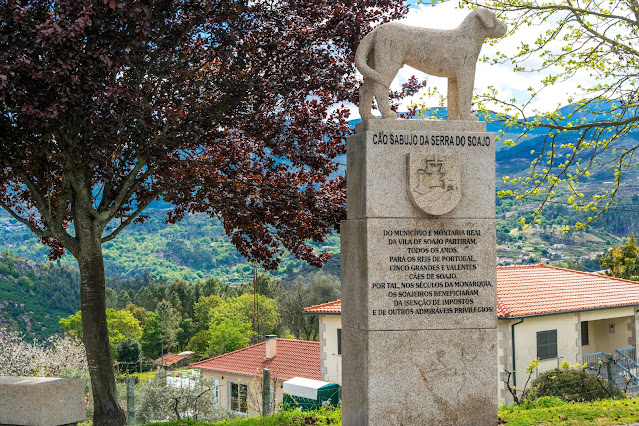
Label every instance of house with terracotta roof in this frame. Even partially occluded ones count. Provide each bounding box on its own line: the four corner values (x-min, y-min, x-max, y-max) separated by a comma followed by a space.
152, 351, 193, 368
190, 336, 321, 416
304, 264, 639, 405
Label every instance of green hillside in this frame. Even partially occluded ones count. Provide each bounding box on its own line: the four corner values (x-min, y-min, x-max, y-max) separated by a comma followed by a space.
0, 209, 340, 285
0, 252, 80, 339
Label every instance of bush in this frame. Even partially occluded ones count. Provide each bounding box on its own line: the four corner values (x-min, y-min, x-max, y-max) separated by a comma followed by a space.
117, 338, 143, 373
525, 366, 615, 402
136, 369, 234, 423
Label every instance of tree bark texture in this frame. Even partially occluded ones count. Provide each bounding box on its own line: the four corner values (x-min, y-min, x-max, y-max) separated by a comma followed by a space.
77, 219, 126, 426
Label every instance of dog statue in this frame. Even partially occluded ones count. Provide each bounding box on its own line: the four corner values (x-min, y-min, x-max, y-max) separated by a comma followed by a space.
355, 8, 507, 120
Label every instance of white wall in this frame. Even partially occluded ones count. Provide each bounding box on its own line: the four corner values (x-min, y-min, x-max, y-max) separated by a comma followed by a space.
318, 306, 638, 406
319, 315, 342, 385
503, 306, 636, 404
199, 370, 284, 417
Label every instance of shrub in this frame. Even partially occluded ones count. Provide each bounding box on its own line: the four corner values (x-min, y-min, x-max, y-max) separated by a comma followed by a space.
117, 338, 143, 373
17, 276, 32, 289
518, 395, 566, 410
525, 366, 615, 402
0, 328, 87, 377
136, 369, 234, 423
0, 263, 10, 275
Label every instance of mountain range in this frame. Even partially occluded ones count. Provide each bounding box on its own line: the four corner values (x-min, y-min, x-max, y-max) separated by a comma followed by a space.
1, 103, 638, 338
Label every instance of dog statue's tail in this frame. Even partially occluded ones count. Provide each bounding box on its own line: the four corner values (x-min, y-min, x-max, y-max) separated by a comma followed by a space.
355, 29, 385, 85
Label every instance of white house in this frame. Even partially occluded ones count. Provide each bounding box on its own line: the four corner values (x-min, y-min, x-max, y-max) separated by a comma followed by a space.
190, 337, 321, 416
304, 264, 639, 405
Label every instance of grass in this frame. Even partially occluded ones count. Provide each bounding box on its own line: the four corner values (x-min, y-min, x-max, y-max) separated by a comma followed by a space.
137, 398, 639, 426
143, 406, 341, 426
499, 397, 639, 425
128, 370, 157, 382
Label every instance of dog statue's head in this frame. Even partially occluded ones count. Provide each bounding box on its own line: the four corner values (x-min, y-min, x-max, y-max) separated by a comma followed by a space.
475, 8, 508, 38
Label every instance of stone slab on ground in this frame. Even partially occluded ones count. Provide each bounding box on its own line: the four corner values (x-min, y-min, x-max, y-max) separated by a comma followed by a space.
0, 377, 86, 426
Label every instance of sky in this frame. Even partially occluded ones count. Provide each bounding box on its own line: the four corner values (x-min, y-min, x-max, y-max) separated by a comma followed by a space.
349, 0, 592, 119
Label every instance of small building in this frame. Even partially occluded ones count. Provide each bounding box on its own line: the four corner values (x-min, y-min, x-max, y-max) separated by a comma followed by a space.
190, 337, 320, 416
152, 351, 192, 369
304, 264, 639, 405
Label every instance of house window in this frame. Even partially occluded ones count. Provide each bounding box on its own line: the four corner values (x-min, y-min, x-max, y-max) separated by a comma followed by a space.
211, 377, 220, 404
337, 328, 342, 355
537, 330, 558, 360
228, 381, 248, 414
581, 321, 589, 346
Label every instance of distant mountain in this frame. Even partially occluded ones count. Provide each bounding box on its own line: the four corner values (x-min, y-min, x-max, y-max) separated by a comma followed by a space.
1, 103, 638, 295
0, 209, 341, 287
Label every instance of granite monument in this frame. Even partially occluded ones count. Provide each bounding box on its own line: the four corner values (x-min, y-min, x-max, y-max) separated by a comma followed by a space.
342, 9, 505, 425
355, 8, 507, 120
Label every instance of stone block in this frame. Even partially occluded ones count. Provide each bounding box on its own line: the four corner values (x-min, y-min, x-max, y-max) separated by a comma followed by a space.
0, 377, 86, 426
346, 119, 495, 220
342, 118, 497, 425
342, 328, 498, 426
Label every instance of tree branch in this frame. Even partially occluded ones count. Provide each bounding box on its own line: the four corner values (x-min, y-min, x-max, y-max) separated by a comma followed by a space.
568, 0, 639, 57
524, 113, 639, 131
67, 170, 99, 220
98, 157, 147, 221
479, 1, 639, 27
101, 189, 163, 243
626, 0, 639, 23
17, 172, 53, 225
0, 200, 50, 238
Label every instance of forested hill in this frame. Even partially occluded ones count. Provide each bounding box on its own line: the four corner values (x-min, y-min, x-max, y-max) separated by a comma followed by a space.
0, 252, 79, 339
2, 105, 639, 337
0, 252, 170, 339
0, 209, 341, 285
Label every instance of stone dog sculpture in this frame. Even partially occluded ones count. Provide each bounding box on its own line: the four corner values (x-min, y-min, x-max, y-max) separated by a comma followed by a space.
355, 8, 507, 120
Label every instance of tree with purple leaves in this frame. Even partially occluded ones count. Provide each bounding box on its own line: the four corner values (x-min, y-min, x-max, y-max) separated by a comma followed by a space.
0, 0, 421, 423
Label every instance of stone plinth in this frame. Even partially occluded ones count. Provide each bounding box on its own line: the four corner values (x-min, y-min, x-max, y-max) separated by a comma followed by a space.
0, 377, 86, 426
341, 119, 497, 425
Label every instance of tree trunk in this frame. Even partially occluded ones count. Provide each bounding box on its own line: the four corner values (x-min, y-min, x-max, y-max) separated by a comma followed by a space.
78, 240, 126, 426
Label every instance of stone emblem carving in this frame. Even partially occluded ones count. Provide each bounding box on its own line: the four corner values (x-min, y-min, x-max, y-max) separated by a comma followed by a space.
407, 153, 461, 215
355, 8, 507, 121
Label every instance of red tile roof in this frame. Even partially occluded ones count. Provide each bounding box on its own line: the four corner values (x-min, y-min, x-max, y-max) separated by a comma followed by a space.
304, 300, 342, 314
190, 339, 320, 381
304, 264, 639, 318
153, 353, 186, 366
497, 264, 639, 317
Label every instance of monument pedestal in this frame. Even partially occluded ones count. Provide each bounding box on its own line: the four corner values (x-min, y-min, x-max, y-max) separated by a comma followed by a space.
341, 119, 497, 425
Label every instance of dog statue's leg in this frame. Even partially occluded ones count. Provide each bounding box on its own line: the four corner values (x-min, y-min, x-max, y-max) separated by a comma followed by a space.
359, 48, 377, 120
374, 81, 397, 119
456, 68, 478, 121
359, 79, 376, 120
447, 78, 460, 121
372, 44, 402, 119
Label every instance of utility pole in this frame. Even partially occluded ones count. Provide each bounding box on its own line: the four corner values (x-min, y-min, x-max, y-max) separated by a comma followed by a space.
253, 264, 259, 341
160, 339, 164, 369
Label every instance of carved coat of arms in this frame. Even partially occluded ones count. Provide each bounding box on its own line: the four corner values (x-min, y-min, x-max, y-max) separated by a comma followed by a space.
407, 153, 461, 216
